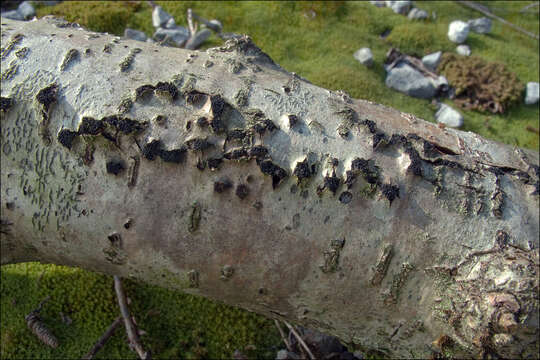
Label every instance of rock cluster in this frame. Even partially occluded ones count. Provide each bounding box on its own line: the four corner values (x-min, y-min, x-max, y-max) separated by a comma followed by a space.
365, 3, 534, 123
448, 17, 492, 44
369, 0, 431, 21
150, 6, 191, 47
1, 1, 35, 21
122, 5, 223, 49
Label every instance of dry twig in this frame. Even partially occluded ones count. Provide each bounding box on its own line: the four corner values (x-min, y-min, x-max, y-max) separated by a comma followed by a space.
274, 319, 293, 352
283, 321, 315, 360
187, 8, 198, 38
520, 3, 540, 13
114, 276, 151, 359
456, 1, 539, 40
526, 125, 539, 134
81, 316, 123, 360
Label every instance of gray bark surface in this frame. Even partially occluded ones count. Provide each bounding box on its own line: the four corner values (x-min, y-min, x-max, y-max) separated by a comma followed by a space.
1, 17, 538, 358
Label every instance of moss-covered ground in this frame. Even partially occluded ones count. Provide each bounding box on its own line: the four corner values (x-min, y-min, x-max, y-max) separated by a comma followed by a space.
2, 1, 539, 358
1, 263, 280, 359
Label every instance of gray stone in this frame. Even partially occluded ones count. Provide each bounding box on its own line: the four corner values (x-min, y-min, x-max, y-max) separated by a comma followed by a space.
408, 8, 428, 20
353, 351, 365, 360
448, 20, 470, 43
468, 17, 492, 34
525, 82, 539, 105
435, 103, 464, 127
164, 17, 176, 29
386, 0, 412, 14
207, 19, 223, 32
276, 349, 300, 360
185, 29, 212, 50
385, 62, 436, 99
124, 28, 147, 42
153, 27, 190, 47
422, 51, 442, 71
432, 75, 448, 90
353, 47, 374, 67
152, 6, 172, 28
369, 0, 386, 7
1, 10, 24, 21
456, 44, 471, 56
18, 1, 35, 19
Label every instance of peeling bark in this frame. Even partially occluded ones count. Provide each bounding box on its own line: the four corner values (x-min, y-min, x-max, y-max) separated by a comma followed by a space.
1, 17, 538, 358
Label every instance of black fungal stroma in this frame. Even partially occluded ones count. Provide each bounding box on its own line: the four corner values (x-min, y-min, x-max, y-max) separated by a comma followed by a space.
214, 179, 233, 193
36, 84, 58, 112
323, 172, 341, 195
293, 159, 312, 182
57, 129, 78, 149
0, 97, 13, 112
106, 159, 126, 175
381, 183, 400, 204
235, 184, 249, 199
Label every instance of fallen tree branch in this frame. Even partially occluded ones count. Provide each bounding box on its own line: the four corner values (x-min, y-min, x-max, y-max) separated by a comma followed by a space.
114, 276, 150, 360
0, 16, 538, 359
456, 0, 540, 40
81, 316, 123, 360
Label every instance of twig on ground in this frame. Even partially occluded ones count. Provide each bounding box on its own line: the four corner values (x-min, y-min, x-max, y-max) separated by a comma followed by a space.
187, 8, 198, 38
114, 276, 151, 360
520, 3, 540, 13
526, 125, 539, 134
456, 1, 539, 40
81, 316, 123, 360
274, 319, 293, 352
283, 321, 315, 360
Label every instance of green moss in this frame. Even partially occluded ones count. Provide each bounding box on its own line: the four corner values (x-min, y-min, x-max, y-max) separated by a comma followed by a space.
35, 1, 146, 36
385, 22, 452, 57
1, 263, 281, 359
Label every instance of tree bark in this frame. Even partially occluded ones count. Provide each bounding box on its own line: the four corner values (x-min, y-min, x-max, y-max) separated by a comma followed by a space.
1, 17, 538, 358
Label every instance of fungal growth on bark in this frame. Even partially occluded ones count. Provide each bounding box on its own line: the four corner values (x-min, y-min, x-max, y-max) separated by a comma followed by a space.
0, 17, 538, 359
